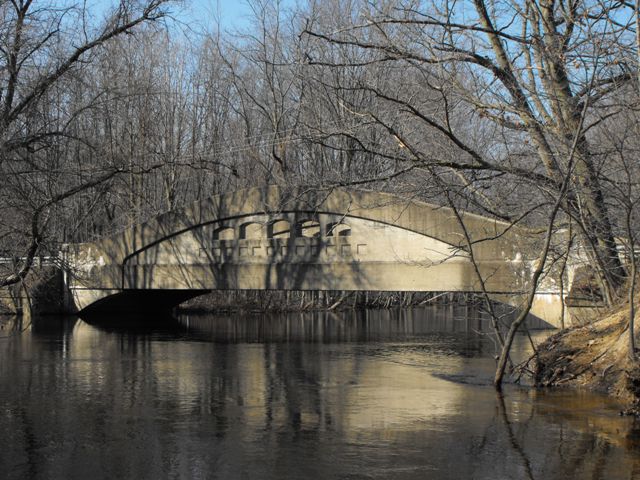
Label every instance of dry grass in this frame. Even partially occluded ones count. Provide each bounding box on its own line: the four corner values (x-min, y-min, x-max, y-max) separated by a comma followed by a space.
535, 303, 640, 412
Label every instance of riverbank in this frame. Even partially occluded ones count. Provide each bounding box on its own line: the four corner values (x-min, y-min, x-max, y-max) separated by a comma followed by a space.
535, 304, 640, 414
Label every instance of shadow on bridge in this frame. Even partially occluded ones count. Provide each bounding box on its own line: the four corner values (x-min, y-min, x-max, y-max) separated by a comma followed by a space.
65, 186, 567, 327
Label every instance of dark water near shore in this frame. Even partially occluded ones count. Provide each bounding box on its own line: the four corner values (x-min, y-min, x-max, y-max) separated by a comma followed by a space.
1, 307, 639, 479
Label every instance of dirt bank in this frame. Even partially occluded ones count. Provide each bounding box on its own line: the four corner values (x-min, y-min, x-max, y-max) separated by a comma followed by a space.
535, 305, 640, 413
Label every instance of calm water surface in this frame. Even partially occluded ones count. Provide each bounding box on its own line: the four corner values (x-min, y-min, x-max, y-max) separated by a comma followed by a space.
1, 307, 639, 479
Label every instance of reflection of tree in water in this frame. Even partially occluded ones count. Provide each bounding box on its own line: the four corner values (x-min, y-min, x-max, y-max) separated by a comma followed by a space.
470, 392, 637, 480
263, 340, 364, 439
495, 392, 535, 480
177, 306, 505, 350
4, 316, 640, 479
626, 425, 640, 478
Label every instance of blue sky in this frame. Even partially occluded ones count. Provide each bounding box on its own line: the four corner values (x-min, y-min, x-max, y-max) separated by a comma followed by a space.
83, 0, 254, 31
86, 1, 290, 33
180, 0, 254, 31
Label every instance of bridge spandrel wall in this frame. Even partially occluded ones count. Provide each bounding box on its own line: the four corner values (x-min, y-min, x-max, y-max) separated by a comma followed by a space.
117, 214, 487, 292
74, 186, 533, 265
127, 215, 464, 265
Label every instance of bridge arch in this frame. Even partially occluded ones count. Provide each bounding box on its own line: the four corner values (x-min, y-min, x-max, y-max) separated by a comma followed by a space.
268, 219, 291, 239
240, 221, 264, 240
327, 221, 352, 237
213, 225, 234, 240
296, 218, 321, 238
65, 186, 563, 326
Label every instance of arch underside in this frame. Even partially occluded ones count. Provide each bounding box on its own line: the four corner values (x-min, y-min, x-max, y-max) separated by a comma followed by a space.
79, 289, 210, 316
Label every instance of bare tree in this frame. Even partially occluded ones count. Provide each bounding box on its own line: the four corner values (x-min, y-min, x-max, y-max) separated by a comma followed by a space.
302, 0, 638, 304
590, 93, 640, 359
0, 0, 172, 288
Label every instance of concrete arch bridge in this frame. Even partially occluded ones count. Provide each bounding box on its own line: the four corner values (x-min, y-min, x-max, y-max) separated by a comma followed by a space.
64, 186, 571, 327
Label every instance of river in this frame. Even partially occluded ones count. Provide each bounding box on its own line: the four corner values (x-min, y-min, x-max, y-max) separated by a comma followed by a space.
0, 306, 638, 479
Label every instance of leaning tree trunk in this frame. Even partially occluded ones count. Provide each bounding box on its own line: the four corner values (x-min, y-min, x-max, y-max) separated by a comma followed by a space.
570, 147, 626, 305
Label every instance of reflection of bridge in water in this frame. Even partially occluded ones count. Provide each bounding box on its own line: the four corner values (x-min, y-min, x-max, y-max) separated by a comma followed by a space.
177, 307, 551, 345
64, 186, 577, 328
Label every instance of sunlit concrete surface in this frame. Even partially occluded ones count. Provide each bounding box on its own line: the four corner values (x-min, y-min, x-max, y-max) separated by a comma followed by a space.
63, 186, 574, 326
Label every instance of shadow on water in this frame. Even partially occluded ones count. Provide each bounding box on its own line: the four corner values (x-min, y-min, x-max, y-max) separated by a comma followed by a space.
79, 311, 188, 335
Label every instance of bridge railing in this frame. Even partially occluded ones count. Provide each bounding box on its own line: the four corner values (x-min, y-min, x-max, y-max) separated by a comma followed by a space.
0, 255, 61, 268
